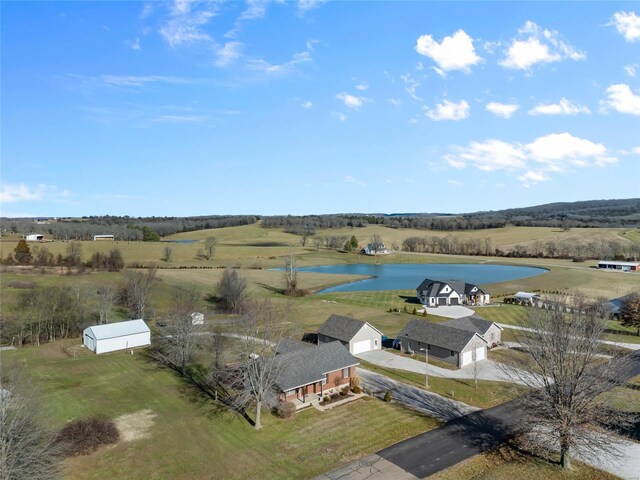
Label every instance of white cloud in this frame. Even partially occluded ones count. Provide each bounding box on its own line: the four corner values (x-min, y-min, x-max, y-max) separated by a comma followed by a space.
297, 0, 327, 15
306, 39, 320, 51
214, 41, 242, 67
425, 99, 469, 121
624, 64, 638, 77
300, 101, 313, 109
388, 98, 402, 107
160, 1, 217, 48
125, 38, 141, 50
445, 132, 617, 185
239, 0, 268, 20
633, 146, 640, 155
246, 51, 311, 75
344, 175, 367, 187
332, 112, 347, 122
400, 73, 422, 101
355, 83, 368, 91
528, 98, 590, 116
140, 4, 153, 19
600, 84, 640, 115
1, 183, 71, 204
336, 92, 367, 109
610, 11, 640, 43
415, 29, 481, 73
500, 21, 585, 70
485, 102, 519, 119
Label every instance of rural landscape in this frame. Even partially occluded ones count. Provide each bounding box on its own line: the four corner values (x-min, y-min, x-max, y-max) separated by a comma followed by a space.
2, 1, 640, 479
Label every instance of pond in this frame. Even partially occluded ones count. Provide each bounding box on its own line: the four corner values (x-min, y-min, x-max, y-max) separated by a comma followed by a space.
295, 263, 547, 293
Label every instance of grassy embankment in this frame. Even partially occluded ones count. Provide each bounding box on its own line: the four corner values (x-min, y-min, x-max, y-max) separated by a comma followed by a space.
2, 343, 438, 480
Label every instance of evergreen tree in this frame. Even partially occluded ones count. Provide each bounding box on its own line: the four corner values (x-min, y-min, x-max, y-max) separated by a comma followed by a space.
14, 239, 32, 264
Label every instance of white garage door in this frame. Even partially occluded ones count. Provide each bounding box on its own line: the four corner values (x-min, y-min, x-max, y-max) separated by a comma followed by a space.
475, 347, 486, 361
352, 340, 371, 354
461, 350, 473, 366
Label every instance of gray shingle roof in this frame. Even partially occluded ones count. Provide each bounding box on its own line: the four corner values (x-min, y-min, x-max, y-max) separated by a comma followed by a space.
274, 341, 359, 392
443, 315, 500, 336
317, 314, 367, 342
274, 337, 314, 355
416, 278, 484, 297
398, 319, 486, 352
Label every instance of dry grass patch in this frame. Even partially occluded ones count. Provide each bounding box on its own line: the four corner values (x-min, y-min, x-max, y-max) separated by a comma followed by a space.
114, 409, 157, 442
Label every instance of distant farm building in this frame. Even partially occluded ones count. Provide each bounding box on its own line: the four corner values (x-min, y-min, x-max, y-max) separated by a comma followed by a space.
513, 292, 541, 304
83, 319, 151, 354
25, 234, 44, 241
191, 312, 204, 325
93, 234, 114, 241
363, 243, 389, 255
597, 260, 639, 272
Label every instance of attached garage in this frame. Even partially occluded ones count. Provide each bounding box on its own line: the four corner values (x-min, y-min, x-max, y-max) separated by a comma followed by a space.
474, 346, 486, 361
83, 319, 151, 354
450, 297, 459, 306
437, 297, 447, 306
461, 350, 473, 367
317, 314, 383, 355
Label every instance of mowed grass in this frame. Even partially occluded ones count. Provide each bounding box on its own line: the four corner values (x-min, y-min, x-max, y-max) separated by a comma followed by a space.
473, 305, 529, 326
3, 343, 438, 480
429, 446, 619, 480
358, 360, 527, 409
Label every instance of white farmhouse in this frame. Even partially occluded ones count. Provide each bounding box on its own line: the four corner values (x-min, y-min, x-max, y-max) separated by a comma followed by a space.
83, 319, 151, 354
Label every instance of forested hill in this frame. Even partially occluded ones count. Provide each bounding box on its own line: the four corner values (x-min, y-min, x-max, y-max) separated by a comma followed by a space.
465, 198, 640, 227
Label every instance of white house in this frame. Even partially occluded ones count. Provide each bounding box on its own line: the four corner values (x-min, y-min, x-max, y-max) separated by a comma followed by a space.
416, 279, 490, 307
317, 314, 383, 355
83, 319, 151, 354
25, 234, 44, 241
363, 243, 389, 255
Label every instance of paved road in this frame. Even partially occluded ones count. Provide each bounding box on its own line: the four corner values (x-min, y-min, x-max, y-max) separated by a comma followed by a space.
357, 349, 539, 386
323, 349, 640, 480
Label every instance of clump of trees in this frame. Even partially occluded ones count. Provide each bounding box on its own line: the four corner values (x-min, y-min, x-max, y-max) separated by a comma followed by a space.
120, 267, 157, 319
216, 269, 247, 312
620, 291, 640, 336
3, 242, 125, 272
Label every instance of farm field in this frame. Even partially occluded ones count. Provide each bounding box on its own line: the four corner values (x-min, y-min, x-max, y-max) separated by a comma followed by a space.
2, 343, 439, 480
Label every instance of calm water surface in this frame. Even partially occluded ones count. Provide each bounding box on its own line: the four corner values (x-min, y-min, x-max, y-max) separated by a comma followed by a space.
296, 263, 547, 293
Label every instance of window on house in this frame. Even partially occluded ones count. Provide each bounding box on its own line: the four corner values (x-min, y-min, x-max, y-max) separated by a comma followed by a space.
322, 374, 328, 385
450, 350, 455, 356
374, 339, 378, 347
342, 368, 349, 379
428, 344, 431, 350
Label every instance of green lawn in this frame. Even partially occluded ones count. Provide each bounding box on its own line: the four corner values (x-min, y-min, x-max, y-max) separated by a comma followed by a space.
3, 343, 439, 480
429, 446, 619, 480
473, 305, 529, 326
358, 360, 527, 409
602, 374, 640, 414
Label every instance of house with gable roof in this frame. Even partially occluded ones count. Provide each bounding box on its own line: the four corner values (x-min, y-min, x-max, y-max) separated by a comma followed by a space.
443, 315, 503, 347
317, 314, 383, 355
416, 278, 490, 307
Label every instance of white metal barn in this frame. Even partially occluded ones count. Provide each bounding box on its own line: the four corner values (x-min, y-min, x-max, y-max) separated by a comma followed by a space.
83, 319, 151, 354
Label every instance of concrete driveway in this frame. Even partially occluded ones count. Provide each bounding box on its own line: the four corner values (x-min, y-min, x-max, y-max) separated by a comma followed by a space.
357, 349, 537, 386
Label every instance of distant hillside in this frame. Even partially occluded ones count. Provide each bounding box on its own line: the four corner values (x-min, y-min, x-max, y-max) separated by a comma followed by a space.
465, 198, 640, 227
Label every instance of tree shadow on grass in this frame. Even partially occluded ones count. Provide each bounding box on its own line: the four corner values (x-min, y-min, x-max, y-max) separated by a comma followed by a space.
398, 295, 421, 305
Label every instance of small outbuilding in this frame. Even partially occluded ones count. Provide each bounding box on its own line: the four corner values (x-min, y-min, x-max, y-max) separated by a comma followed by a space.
317, 314, 383, 355
25, 234, 44, 241
597, 260, 640, 272
191, 312, 204, 325
93, 234, 114, 241
83, 319, 151, 354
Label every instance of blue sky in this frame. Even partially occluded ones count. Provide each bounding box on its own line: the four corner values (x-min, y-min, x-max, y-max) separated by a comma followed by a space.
1, 1, 639, 217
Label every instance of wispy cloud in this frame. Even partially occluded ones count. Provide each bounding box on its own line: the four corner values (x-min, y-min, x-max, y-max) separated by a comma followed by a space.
332, 112, 348, 122
485, 102, 519, 119
447, 179, 463, 187
100, 74, 194, 87
400, 73, 422, 101
499, 21, 585, 71
609, 11, 640, 43
297, 0, 328, 15
344, 175, 367, 187
1, 182, 72, 204
214, 41, 243, 67
336, 92, 368, 109
159, 0, 219, 48
300, 100, 313, 109
388, 98, 402, 107
246, 51, 311, 75
528, 98, 590, 116
125, 38, 141, 50
425, 99, 470, 121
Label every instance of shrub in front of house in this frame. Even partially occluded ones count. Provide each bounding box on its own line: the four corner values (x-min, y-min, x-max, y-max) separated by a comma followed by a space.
384, 390, 391, 402
273, 401, 296, 419
352, 385, 362, 394
56, 416, 120, 456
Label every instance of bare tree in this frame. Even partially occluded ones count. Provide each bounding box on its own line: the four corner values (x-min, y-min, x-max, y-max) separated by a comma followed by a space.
500, 295, 632, 469
65, 242, 83, 268
122, 267, 157, 319
0, 368, 61, 479
203, 237, 218, 260
369, 234, 384, 254
283, 248, 298, 295
620, 291, 640, 336
154, 285, 202, 376
97, 285, 114, 324
229, 300, 289, 429
216, 269, 247, 312
162, 246, 173, 262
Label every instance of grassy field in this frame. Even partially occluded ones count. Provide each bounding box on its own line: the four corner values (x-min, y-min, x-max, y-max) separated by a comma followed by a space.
358, 360, 527, 409
429, 446, 619, 480
3, 343, 439, 480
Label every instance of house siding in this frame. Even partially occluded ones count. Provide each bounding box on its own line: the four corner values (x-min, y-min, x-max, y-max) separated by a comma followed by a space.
483, 325, 502, 346
88, 332, 151, 354
279, 366, 355, 403
349, 325, 382, 353
400, 338, 459, 366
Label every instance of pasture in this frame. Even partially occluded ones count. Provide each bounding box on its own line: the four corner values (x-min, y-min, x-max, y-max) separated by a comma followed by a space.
3, 343, 438, 480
